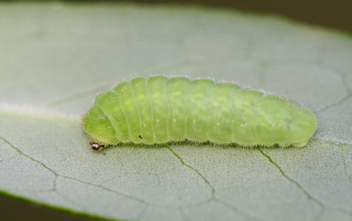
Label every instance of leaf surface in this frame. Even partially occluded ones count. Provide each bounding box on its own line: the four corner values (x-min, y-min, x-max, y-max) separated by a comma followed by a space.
1, 3, 352, 221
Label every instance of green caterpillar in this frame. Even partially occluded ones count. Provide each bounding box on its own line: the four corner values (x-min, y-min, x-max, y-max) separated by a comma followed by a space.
82, 76, 317, 151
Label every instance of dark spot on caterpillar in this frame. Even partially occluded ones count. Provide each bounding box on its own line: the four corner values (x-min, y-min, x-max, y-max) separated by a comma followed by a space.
90, 142, 105, 151
139, 135, 143, 139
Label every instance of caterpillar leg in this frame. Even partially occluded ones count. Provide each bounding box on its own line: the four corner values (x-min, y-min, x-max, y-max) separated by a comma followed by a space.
293, 139, 309, 148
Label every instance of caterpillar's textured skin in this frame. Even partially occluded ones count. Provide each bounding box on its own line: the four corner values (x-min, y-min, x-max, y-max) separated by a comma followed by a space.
82, 76, 317, 151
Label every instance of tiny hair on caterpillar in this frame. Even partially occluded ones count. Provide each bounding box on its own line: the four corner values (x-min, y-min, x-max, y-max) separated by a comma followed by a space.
82, 76, 317, 151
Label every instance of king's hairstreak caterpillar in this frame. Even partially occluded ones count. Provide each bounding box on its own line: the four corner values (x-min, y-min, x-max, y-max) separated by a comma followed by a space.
82, 76, 317, 151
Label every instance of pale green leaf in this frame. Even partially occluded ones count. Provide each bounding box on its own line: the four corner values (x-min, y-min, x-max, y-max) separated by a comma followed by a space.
1, 3, 352, 221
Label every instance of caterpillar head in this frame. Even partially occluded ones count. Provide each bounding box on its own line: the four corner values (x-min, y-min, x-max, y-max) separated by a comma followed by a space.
82, 104, 119, 151
90, 142, 105, 151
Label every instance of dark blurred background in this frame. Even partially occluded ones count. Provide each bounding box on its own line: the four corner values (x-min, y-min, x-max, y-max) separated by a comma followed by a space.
133, 0, 352, 33
1, 0, 351, 220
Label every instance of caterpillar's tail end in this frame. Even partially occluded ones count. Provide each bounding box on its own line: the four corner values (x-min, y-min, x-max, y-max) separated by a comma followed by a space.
293, 139, 309, 148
